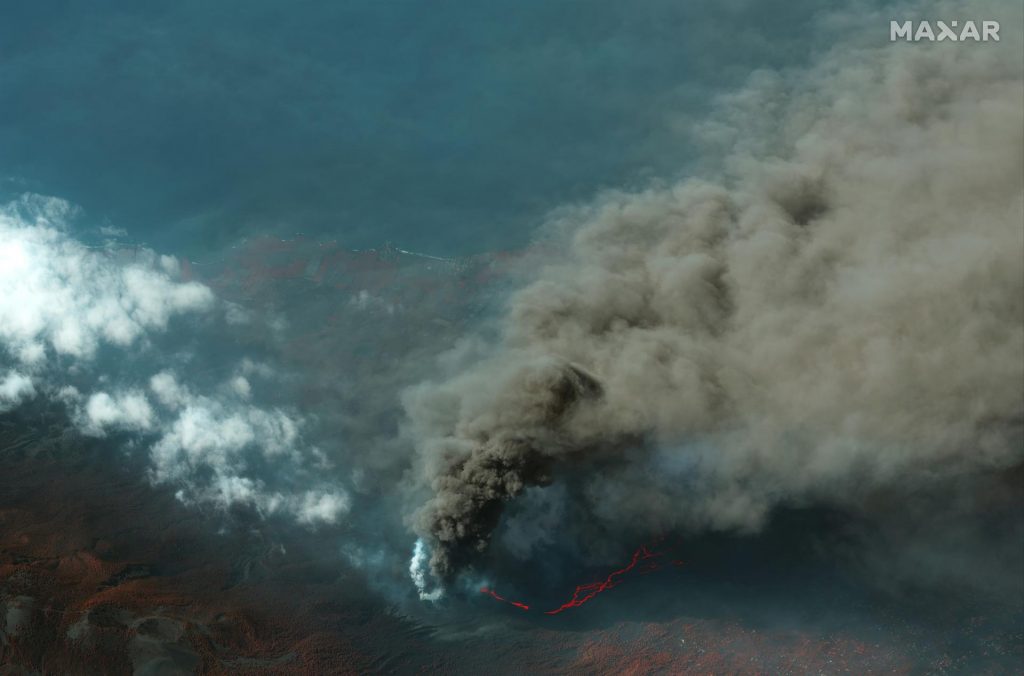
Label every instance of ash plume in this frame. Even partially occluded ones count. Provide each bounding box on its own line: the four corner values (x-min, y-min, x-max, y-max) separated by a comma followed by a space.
405, 7, 1024, 582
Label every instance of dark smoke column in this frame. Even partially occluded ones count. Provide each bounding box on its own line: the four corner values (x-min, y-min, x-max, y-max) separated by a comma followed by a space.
415, 360, 605, 579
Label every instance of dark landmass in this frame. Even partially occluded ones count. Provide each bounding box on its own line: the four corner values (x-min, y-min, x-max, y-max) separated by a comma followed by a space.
2, 239, 1021, 674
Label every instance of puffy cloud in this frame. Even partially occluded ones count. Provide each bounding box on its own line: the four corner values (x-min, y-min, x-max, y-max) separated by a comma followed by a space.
79, 390, 155, 435
149, 371, 189, 408
52, 369, 350, 526
295, 491, 351, 526
144, 370, 348, 525
230, 376, 252, 399
0, 196, 347, 529
184, 479, 349, 526
0, 371, 35, 412
0, 195, 213, 365
149, 390, 298, 481
405, 10, 1024, 581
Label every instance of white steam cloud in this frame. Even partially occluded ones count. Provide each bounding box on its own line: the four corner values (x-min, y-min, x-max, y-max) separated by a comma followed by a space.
410, 538, 445, 602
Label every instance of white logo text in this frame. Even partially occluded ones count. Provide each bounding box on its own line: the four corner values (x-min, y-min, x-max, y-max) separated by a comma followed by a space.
890, 20, 1000, 42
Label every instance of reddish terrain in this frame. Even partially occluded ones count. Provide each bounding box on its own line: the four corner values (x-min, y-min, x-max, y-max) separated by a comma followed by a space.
4, 412, 1020, 674
2, 239, 1020, 673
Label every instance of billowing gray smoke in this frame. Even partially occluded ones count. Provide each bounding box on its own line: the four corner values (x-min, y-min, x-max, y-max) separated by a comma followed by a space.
404, 12, 1024, 581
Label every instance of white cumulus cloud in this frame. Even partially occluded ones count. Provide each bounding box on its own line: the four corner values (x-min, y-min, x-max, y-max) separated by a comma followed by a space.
0, 195, 214, 365
0, 371, 35, 412
78, 390, 155, 434
143, 370, 348, 525
0, 195, 348, 529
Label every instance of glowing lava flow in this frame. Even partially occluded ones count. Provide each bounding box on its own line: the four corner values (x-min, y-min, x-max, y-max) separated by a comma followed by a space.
544, 543, 663, 615
479, 587, 530, 611
479, 540, 683, 615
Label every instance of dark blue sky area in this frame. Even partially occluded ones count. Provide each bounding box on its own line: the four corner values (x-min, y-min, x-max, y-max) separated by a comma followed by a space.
1, 0, 847, 255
